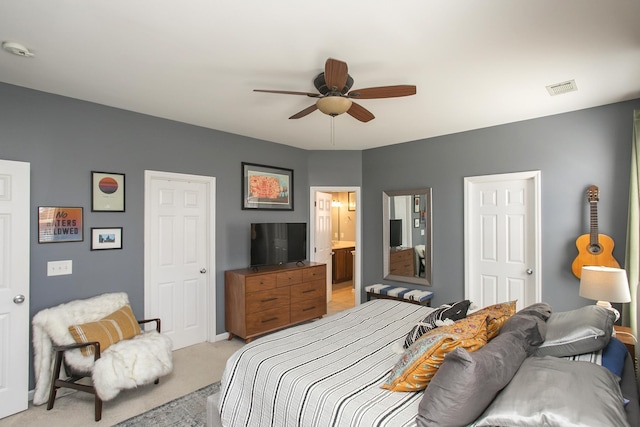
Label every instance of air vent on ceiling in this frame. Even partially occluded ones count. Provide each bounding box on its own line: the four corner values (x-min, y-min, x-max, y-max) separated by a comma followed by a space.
546, 80, 577, 96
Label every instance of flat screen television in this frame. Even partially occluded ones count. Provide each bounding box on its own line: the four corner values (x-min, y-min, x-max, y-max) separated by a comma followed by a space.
250, 222, 307, 267
390, 219, 403, 248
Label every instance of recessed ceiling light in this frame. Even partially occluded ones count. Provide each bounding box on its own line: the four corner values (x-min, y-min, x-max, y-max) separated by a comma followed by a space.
2, 41, 34, 58
546, 80, 577, 96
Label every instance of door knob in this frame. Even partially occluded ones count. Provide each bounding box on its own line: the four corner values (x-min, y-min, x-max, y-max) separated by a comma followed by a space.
200, 268, 207, 274
526, 269, 533, 275
13, 294, 25, 304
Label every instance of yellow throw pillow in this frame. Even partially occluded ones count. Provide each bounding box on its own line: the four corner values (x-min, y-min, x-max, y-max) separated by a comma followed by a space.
381, 315, 488, 392
468, 301, 517, 340
69, 305, 141, 356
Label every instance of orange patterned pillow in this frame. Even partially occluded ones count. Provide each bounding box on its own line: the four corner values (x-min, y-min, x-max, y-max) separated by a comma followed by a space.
381, 315, 488, 392
68, 305, 141, 356
468, 301, 517, 340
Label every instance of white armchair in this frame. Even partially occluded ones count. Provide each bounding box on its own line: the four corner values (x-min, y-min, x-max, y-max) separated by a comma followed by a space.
32, 292, 173, 421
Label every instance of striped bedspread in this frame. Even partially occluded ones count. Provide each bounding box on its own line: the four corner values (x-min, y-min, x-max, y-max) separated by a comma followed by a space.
219, 299, 434, 427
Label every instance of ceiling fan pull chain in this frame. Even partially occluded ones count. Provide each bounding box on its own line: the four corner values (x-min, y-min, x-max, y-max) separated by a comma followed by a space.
331, 117, 335, 146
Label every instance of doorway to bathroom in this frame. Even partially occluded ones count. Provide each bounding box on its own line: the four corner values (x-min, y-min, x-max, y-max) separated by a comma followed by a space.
310, 186, 361, 316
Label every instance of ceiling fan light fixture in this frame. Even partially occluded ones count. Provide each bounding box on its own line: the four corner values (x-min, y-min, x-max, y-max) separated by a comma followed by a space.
316, 96, 352, 116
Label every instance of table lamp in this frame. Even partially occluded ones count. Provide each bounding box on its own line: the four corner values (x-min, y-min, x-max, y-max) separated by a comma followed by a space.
579, 266, 631, 321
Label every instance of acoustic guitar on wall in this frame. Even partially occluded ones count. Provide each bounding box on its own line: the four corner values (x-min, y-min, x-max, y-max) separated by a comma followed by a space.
571, 185, 620, 278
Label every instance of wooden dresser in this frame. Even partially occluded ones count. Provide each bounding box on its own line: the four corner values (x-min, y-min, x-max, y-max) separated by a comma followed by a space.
389, 247, 415, 276
225, 262, 326, 342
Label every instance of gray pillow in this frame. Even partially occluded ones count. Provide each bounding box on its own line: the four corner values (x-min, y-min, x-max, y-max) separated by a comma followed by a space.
534, 305, 615, 357
499, 311, 547, 354
516, 302, 552, 321
416, 331, 528, 427
471, 356, 629, 427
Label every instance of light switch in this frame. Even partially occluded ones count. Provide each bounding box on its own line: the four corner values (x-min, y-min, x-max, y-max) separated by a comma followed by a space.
47, 260, 72, 276
421, 229, 425, 236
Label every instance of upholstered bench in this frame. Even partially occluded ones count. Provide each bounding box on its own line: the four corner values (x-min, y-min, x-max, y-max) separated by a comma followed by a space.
365, 284, 433, 306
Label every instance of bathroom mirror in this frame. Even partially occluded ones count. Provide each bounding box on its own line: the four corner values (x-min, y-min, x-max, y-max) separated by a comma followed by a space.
382, 188, 432, 286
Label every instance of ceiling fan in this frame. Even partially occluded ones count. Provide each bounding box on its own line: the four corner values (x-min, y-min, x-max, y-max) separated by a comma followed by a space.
254, 58, 416, 123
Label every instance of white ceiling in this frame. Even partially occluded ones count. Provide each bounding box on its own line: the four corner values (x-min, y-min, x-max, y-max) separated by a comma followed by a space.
1, 1, 639, 150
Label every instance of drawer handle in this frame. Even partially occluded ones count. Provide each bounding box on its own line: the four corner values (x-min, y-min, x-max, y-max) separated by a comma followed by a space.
302, 306, 316, 312
262, 317, 278, 323
261, 297, 277, 302
302, 289, 314, 294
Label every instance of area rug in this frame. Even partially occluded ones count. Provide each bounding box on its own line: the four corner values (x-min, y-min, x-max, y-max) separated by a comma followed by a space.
115, 381, 220, 427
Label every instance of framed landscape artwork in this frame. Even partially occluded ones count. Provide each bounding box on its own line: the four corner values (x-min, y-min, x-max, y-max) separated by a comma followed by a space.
242, 162, 293, 210
91, 227, 123, 250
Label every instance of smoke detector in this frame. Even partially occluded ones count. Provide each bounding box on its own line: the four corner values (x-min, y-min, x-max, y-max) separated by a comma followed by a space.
2, 41, 34, 57
546, 80, 577, 96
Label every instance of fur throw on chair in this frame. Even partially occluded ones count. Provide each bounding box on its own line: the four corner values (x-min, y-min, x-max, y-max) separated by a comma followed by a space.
32, 292, 173, 405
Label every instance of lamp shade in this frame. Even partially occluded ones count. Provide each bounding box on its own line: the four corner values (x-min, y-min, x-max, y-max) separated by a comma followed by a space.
579, 266, 631, 303
316, 96, 352, 116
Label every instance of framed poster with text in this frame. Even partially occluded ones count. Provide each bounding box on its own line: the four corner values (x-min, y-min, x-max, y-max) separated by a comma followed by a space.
38, 207, 83, 243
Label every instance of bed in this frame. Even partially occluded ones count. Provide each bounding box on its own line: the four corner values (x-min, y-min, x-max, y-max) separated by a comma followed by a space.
210, 298, 640, 427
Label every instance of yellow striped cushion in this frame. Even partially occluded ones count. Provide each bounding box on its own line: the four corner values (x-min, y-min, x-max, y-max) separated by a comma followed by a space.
68, 305, 141, 356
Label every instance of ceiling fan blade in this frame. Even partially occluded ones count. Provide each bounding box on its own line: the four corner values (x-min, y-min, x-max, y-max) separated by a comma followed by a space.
348, 85, 416, 99
254, 89, 320, 98
289, 104, 318, 119
347, 102, 375, 122
324, 58, 348, 92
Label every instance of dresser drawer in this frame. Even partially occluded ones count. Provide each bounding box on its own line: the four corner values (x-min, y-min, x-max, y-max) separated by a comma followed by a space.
291, 296, 325, 324
246, 287, 289, 313
246, 307, 290, 335
291, 279, 325, 304
276, 269, 303, 287
303, 265, 326, 282
245, 274, 276, 293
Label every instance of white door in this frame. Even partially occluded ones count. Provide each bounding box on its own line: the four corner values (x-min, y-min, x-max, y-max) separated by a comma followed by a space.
314, 192, 333, 302
145, 171, 215, 350
464, 171, 541, 311
0, 159, 30, 419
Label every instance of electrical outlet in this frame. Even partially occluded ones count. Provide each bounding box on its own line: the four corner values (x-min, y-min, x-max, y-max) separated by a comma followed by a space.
47, 260, 72, 276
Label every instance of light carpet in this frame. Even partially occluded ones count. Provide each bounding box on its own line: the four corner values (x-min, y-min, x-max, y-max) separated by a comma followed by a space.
115, 381, 220, 427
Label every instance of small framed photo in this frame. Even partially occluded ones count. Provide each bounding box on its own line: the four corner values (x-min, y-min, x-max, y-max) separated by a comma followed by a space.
348, 192, 356, 211
38, 207, 84, 243
242, 162, 293, 210
414, 218, 420, 228
91, 227, 123, 250
414, 195, 420, 213
92, 171, 125, 212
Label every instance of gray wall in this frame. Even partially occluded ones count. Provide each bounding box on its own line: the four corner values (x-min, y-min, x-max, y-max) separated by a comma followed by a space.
0, 83, 361, 387
2, 80, 638, 388
363, 100, 640, 310
307, 150, 362, 186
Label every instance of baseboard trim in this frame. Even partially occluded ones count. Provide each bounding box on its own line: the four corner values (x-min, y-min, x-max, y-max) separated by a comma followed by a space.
214, 332, 230, 342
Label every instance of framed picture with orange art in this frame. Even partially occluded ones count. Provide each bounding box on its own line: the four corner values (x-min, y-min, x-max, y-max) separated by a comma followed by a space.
242, 162, 293, 210
92, 171, 125, 212
38, 206, 83, 243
